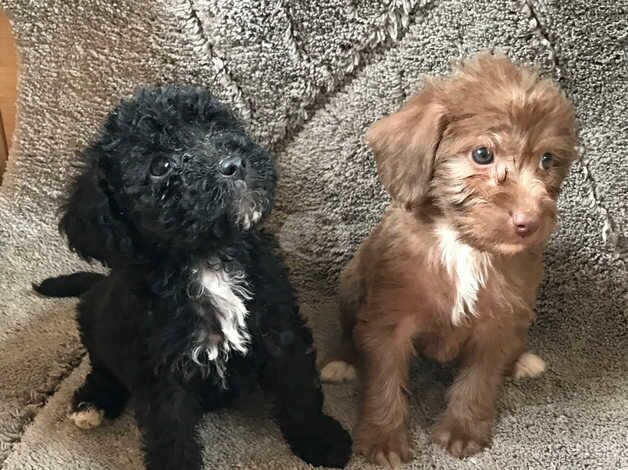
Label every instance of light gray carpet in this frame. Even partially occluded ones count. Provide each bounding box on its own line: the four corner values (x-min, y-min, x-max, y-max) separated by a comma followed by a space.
0, 0, 626, 468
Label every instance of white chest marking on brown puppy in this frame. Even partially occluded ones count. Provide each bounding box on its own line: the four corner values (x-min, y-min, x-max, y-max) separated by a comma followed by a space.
435, 223, 492, 326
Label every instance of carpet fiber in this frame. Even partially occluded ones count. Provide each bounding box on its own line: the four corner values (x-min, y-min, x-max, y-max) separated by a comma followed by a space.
0, 0, 625, 468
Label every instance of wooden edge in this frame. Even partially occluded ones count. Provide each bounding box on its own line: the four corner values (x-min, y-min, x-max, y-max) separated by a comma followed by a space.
0, 108, 7, 182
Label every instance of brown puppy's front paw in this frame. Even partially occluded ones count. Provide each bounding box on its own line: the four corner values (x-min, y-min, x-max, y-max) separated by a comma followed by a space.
356, 424, 411, 468
431, 417, 490, 458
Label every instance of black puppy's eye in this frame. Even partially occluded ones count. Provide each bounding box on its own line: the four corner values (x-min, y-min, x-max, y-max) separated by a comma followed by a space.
150, 157, 172, 177
471, 147, 494, 165
540, 153, 554, 170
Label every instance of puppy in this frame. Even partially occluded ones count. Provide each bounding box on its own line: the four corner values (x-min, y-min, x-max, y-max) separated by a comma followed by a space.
35, 85, 351, 470
321, 53, 577, 466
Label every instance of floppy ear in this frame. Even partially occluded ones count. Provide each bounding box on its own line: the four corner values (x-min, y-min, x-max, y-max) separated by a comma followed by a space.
366, 84, 447, 206
60, 155, 133, 267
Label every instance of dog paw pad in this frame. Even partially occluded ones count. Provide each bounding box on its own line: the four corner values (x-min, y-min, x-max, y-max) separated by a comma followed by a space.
320, 361, 357, 383
513, 352, 546, 379
69, 406, 104, 429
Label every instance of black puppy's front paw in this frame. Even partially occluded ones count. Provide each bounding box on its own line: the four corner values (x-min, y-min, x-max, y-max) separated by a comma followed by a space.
281, 413, 352, 468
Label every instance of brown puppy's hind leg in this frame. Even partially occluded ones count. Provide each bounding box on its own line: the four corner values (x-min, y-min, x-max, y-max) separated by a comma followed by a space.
320, 258, 363, 383
511, 351, 546, 379
319, 340, 359, 382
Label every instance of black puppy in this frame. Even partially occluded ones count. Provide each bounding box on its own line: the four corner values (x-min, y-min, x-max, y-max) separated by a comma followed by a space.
35, 85, 351, 470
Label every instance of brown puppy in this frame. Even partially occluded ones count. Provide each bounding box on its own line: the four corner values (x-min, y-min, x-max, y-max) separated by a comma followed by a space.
321, 53, 577, 466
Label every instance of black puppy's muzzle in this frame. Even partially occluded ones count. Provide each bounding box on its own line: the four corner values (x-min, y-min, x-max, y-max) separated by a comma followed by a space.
219, 156, 246, 179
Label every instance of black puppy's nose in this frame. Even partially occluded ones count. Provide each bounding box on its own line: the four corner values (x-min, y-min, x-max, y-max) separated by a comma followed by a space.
219, 156, 246, 177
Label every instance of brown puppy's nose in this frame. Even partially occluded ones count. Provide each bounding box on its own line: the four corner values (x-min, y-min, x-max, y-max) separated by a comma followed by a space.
512, 211, 540, 237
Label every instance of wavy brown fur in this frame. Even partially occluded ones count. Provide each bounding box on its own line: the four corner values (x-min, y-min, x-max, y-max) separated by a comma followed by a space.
324, 52, 577, 466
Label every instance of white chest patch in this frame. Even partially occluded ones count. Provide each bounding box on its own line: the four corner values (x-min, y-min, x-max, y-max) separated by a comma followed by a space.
191, 268, 251, 376
435, 223, 492, 326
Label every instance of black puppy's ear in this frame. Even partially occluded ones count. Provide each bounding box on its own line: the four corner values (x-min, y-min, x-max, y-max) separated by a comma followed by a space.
60, 156, 133, 267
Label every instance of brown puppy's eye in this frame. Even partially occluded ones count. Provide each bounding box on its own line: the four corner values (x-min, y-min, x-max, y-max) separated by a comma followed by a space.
471, 147, 494, 165
150, 157, 172, 177
540, 153, 554, 170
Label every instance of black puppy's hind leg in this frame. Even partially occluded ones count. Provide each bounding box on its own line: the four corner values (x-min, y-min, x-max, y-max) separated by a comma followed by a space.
259, 312, 352, 468
70, 361, 129, 429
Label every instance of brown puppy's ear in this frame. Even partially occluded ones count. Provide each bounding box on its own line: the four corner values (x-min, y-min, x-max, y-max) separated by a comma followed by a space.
366, 84, 447, 206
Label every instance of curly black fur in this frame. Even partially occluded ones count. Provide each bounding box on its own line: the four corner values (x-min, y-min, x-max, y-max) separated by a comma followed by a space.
35, 85, 351, 470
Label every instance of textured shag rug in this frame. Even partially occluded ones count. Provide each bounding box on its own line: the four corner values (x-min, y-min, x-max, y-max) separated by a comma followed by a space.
0, 0, 625, 468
